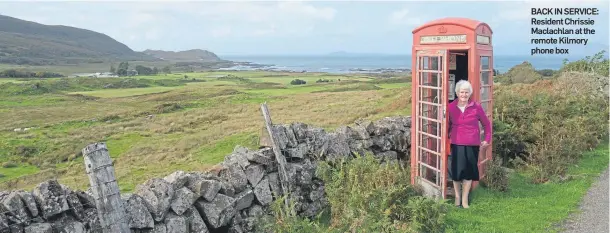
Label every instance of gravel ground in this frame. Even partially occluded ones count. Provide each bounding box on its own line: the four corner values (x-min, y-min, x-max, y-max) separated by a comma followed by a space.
561, 167, 609, 233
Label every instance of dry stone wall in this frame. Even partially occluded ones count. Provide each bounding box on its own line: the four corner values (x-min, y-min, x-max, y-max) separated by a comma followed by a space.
0, 116, 412, 233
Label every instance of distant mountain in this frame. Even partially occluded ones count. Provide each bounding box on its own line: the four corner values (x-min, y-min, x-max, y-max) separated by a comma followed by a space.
142, 49, 223, 62
0, 14, 158, 65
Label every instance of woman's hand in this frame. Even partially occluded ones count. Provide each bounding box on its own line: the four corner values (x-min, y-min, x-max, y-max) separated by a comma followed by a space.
481, 141, 489, 148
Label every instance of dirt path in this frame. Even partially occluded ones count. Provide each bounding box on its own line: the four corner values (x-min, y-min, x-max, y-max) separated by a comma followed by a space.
560, 167, 609, 233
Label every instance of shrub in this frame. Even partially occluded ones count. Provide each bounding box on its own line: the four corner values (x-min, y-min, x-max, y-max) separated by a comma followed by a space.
480, 158, 510, 192
560, 50, 609, 77
495, 61, 543, 84
492, 52, 609, 183
290, 79, 307, 85
258, 154, 450, 232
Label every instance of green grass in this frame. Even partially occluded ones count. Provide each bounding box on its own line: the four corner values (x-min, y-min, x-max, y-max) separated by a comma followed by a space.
194, 131, 260, 164
105, 132, 146, 158
0, 70, 413, 192
446, 142, 609, 233
67, 86, 182, 98
0, 164, 40, 182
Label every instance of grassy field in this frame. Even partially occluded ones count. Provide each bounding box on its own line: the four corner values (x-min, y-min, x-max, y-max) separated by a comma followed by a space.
445, 142, 609, 233
0, 70, 410, 192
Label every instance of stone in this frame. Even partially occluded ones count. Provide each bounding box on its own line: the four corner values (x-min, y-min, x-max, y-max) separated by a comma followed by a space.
170, 187, 197, 215
225, 146, 251, 169
302, 200, 324, 218
272, 125, 289, 150
244, 164, 265, 187
218, 181, 235, 197
74, 191, 95, 209
286, 143, 308, 159
194, 194, 236, 229
185, 174, 222, 201
124, 194, 154, 229
15, 190, 38, 218
135, 178, 174, 222
309, 185, 325, 202
282, 124, 298, 148
245, 149, 274, 165
355, 119, 376, 135
372, 136, 392, 151
233, 190, 254, 211
0, 191, 29, 225
375, 151, 398, 162
64, 191, 85, 221
81, 208, 101, 233
219, 163, 248, 193
324, 132, 351, 161
184, 207, 208, 233
57, 221, 86, 233
151, 222, 166, 233
266, 172, 282, 198
31, 180, 69, 220
289, 122, 310, 142
163, 171, 189, 191
164, 212, 188, 233
24, 223, 52, 233
253, 178, 273, 206
0, 213, 6, 232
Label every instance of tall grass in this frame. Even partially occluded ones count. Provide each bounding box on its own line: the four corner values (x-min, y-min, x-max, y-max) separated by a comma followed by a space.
258, 154, 450, 233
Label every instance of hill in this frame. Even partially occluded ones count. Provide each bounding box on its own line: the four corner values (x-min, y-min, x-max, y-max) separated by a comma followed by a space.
142, 49, 224, 62
0, 14, 158, 65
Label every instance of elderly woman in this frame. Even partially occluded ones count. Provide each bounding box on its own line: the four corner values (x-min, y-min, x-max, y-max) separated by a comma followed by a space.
448, 80, 491, 208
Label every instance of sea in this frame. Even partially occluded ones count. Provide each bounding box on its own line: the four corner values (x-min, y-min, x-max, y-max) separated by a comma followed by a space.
219, 54, 577, 74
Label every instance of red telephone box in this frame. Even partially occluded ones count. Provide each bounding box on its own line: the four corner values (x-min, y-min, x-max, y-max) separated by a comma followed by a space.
409, 17, 494, 199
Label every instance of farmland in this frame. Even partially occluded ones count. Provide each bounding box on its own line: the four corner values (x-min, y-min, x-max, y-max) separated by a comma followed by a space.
0, 70, 411, 192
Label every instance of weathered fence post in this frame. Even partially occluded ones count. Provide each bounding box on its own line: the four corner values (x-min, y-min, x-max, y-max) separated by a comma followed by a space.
83, 142, 130, 233
260, 102, 291, 210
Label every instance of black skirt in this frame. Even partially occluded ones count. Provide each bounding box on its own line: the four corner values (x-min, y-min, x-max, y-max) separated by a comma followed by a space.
449, 144, 480, 181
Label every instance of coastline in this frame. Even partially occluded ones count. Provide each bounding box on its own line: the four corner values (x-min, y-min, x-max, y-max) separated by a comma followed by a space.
218, 54, 572, 74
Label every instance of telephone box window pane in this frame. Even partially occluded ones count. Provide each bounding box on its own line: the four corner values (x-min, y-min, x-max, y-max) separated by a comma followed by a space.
481, 71, 491, 85
481, 101, 489, 113
419, 87, 440, 104
481, 56, 490, 70
481, 87, 490, 100
420, 57, 430, 70
418, 135, 440, 152
420, 118, 440, 136
419, 72, 440, 87
419, 103, 439, 119
430, 57, 439, 70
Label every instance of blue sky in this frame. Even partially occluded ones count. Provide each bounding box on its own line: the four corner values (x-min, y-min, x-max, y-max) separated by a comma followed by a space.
0, 0, 608, 57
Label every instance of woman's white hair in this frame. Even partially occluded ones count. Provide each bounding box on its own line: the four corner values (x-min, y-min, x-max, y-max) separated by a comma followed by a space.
455, 80, 473, 95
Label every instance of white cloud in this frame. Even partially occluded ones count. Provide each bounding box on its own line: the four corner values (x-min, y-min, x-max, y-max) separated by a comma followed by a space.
195, 1, 336, 37
389, 7, 424, 26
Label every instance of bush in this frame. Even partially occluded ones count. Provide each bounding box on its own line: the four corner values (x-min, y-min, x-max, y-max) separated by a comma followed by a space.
560, 50, 609, 77
258, 154, 450, 232
496, 61, 543, 84
481, 158, 510, 192
492, 51, 609, 183
290, 79, 307, 85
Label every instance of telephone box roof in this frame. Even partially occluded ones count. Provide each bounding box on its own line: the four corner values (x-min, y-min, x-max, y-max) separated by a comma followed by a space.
412, 17, 493, 34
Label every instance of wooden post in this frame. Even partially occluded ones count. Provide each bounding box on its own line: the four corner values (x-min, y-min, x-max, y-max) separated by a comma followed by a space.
83, 142, 130, 233
260, 102, 291, 209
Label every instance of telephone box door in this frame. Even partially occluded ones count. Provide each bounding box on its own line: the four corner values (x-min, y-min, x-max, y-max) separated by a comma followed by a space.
413, 49, 449, 199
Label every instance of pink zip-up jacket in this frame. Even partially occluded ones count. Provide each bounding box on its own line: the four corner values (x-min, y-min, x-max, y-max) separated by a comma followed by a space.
448, 99, 492, 146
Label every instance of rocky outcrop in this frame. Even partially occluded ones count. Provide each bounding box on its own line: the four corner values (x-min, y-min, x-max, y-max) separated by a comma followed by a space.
0, 116, 411, 233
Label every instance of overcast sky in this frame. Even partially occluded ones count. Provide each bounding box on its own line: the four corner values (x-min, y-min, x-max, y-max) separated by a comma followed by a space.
0, 0, 608, 57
